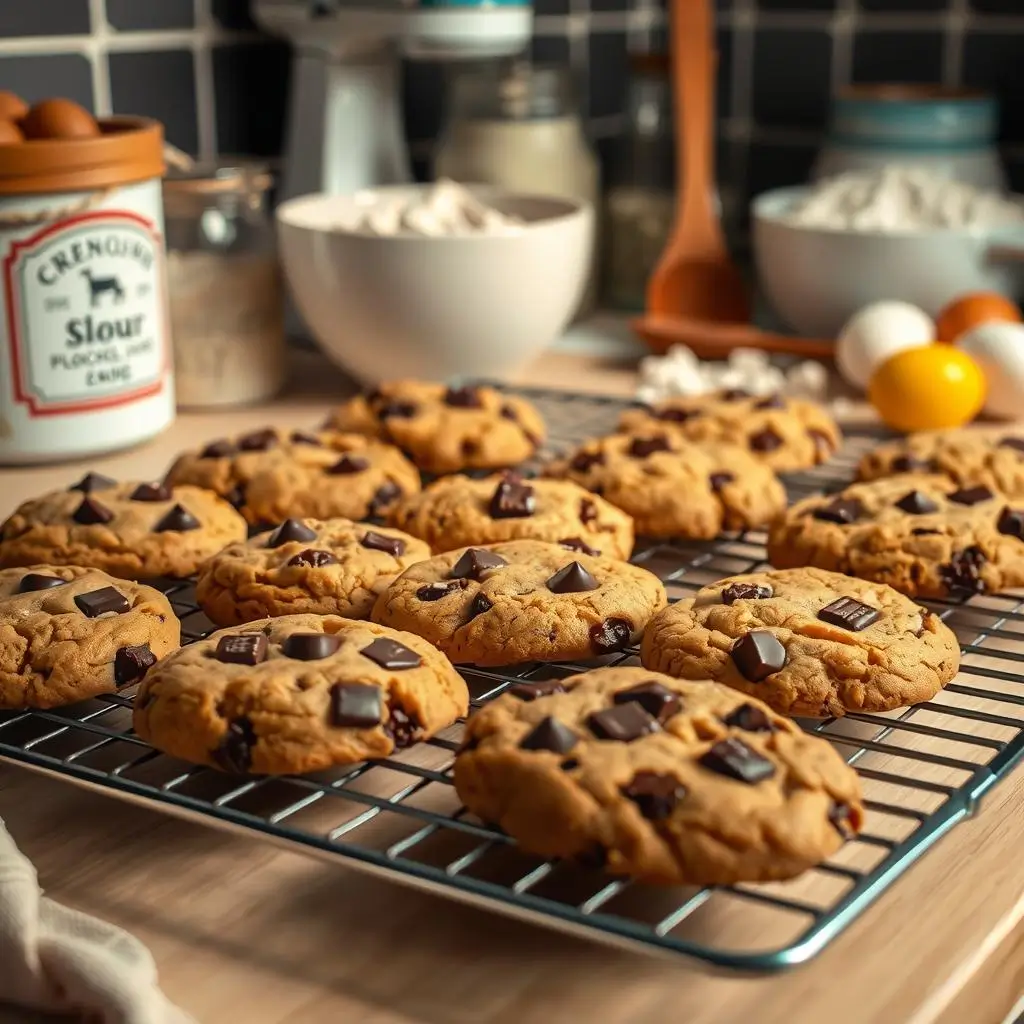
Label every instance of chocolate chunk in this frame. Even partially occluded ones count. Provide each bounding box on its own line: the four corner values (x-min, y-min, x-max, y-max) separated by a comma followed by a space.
290, 430, 322, 446
330, 683, 383, 728
721, 582, 773, 604
129, 482, 171, 502
656, 407, 698, 423
700, 737, 776, 783
895, 490, 938, 515
282, 632, 342, 661
444, 385, 482, 408
114, 644, 156, 686
589, 617, 633, 654
940, 546, 987, 596
216, 633, 269, 665
226, 484, 247, 509
519, 716, 578, 754
999, 437, 1024, 453
621, 771, 686, 820
558, 537, 600, 556
461, 439, 479, 458
509, 680, 566, 701
998, 507, 1024, 540
327, 454, 370, 475
912, 527, 941, 536
385, 704, 420, 747
818, 597, 880, 631
265, 518, 317, 547
377, 400, 417, 420
546, 561, 599, 594
489, 479, 535, 518
891, 453, 932, 472
213, 716, 256, 773
72, 496, 114, 525
579, 498, 598, 524
588, 702, 659, 742
749, 427, 784, 452
559, 757, 578, 771
754, 393, 786, 410
237, 428, 279, 451
468, 593, 493, 619
709, 471, 734, 491
200, 439, 235, 458
362, 531, 405, 556
154, 503, 200, 532
812, 498, 864, 524
723, 703, 776, 732
74, 586, 129, 618
721, 388, 750, 400
499, 404, 518, 422
360, 637, 421, 670
449, 547, 507, 580
570, 450, 605, 472
416, 579, 469, 601
289, 548, 339, 568
948, 486, 993, 506
808, 428, 834, 456
368, 480, 402, 515
828, 801, 856, 839
613, 681, 681, 723
731, 630, 787, 681
17, 573, 66, 593
69, 471, 116, 493
628, 435, 671, 458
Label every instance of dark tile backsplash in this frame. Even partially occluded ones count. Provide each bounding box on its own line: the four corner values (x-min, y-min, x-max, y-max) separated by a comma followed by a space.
1, 0, 1024, 229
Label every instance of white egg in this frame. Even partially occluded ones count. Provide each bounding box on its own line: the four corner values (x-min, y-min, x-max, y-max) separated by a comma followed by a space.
836, 301, 935, 390
957, 321, 1024, 420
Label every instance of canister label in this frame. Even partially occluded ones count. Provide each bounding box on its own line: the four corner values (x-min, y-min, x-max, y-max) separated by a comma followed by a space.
2, 209, 168, 416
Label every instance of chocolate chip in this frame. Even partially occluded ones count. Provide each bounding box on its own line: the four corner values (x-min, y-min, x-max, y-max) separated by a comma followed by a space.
940, 546, 987, 596
290, 430, 322, 446
546, 561, 599, 594
754, 394, 786, 410
628, 435, 671, 458
226, 484, 246, 509
891, 453, 933, 472
112, 643, 156, 687
489, 479, 535, 519
949, 486, 993, 506
450, 547, 507, 580
818, 597, 880, 631
213, 716, 256, 773
721, 582, 773, 604
558, 537, 600, 556
829, 801, 857, 839
721, 388, 750, 400
998, 507, 1024, 540
559, 757, 578, 771
749, 427, 784, 453
16, 573, 66, 593
378, 400, 417, 420
613, 681, 681, 723
444, 386, 482, 408
588, 703, 659, 742
327, 454, 370, 475
75, 587, 129, 618
589, 617, 633, 654
509, 680, 566, 701
723, 703, 776, 732
808, 428, 834, 456
499, 404, 518, 422
129, 482, 172, 502
700, 737, 775, 783
468, 593, 493, 619
368, 480, 402, 515
656, 407, 698, 423
895, 490, 938, 515
912, 527, 941, 536
519, 716, 578, 754
461, 439, 479, 458
731, 631, 787, 681
216, 633, 269, 665
330, 683, 382, 728
621, 771, 686, 820
361, 637, 421, 670
570, 450, 605, 472
709, 472, 734, 491
282, 632, 342, 661
72, 496, 114, 525
69, 471, 116, 493
265, 518, 318, 547
579, 498, 598, 524
287, 548, 339, 569
416, 579, 469, 600
154, 504, 200, 532
237, 428, 278, 451
999, 437, 1024, 453
812, 498, 864, 524
385, 703, 420, 747
201, 439, 235, 458
362, 531, 405, 556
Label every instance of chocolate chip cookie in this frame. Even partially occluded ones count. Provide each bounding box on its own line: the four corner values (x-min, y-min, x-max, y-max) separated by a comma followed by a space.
767, 474, 1024, 599
326, 381, 546, 474
858, 427, 1024, 498
196, 517, 431, 626
389, 473, 634, 560
618, 390, 840, 472
0, 566, 179, 708
453, 666, 863, 885
372, 540, 666, 666
546, 433, 787, 539
165, 427, 420, 527
640, 567, 960, 718
134, 614, 469, 775
0, 474, 247, 579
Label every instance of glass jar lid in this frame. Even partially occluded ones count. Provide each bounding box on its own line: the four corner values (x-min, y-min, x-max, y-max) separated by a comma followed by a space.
448, 61, 579, 121
162, 159, 272, 216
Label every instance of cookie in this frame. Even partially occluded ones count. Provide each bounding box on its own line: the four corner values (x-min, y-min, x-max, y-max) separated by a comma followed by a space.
134, 613, 469, 775
326, 380, 546, 474
453, 666, 863, 885
165, 427, 420, 527
389, 473, 634, 560
858, 426, 1024, 498
0, 565, 179, 708
767, 474, 1024, 599
618, 390, 840, 472
0, 475, 247, 579
372, 540, 666, 666
546, 433, 787, 539
196, 517, 431, 626
640, 567, 959, 718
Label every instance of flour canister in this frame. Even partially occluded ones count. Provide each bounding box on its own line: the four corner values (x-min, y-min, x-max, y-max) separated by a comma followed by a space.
0, 116, 174, 464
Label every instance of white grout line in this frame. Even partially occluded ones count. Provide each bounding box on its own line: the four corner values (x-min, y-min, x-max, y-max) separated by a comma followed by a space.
0, 27, 262, 57
943, 0, 969, 88
717, 9, 1024, 32
832, 0, 855, 94
193, 0, 218, 160
86, 0, 112, 115
726, 0, 755, 216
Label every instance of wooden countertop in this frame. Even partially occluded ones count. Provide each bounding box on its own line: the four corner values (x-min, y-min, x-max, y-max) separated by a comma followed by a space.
1, 350, 1023, 1024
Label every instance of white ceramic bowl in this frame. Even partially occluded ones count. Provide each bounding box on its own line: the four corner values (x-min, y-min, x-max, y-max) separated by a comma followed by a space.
276, 186, 594, 383
752, 185, 1024, 338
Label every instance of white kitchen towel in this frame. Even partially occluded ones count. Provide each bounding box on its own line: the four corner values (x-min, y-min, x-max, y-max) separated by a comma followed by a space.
0, 817, 196, 1024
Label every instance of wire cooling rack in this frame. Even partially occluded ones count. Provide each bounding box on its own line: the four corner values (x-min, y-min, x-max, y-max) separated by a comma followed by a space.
3, 385, 1024, 973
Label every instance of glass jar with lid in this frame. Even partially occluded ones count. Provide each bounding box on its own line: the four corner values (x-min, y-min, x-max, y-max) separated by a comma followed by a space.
162, 162, 286, 409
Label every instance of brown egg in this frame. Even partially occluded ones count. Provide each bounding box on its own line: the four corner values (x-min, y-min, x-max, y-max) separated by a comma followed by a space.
0, 91, 28, 123
0, 119, 24, 144
21, 98, 99, 141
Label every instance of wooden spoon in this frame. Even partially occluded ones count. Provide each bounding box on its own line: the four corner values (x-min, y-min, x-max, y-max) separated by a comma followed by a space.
646, 0, 749, 324
632, 314, 834, 360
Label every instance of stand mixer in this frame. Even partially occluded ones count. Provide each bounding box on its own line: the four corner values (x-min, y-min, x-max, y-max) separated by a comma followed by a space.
254, 0, 534, 202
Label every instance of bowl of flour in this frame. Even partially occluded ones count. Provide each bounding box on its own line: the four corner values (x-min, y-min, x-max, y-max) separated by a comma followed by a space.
752, 166, 1024, 337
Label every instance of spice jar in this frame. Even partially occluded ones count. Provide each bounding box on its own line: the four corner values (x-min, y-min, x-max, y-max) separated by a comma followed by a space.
163, 163, 285, 409
0, 115, 174, 464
